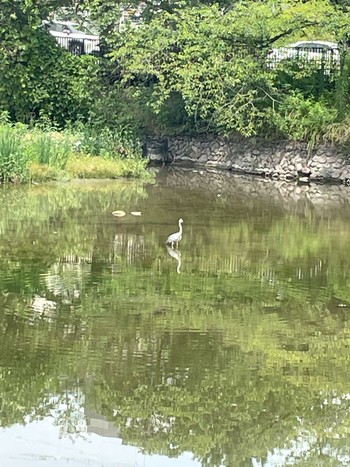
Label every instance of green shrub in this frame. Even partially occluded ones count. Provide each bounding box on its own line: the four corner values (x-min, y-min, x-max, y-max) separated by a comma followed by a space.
78, 126, 142, 159
324, 115, 350, 146
0, 23, 102, 128
269, 92, 337, 146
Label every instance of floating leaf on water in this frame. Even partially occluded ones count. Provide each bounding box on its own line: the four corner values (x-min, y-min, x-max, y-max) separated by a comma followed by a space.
112, 210, 126, 217
131, 211, 142, 216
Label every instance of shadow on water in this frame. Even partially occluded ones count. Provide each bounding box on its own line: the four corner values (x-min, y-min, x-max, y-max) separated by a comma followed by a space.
1, 173, 350, 465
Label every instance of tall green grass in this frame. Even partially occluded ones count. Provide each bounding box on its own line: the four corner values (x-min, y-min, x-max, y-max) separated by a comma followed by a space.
0, 120, 150, 183
77, 125, 142, 160
0, 125, 28, 182
27, 133, 71, 169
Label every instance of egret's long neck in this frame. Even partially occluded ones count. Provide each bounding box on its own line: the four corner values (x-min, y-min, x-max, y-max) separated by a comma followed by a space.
178, 221, 183, 236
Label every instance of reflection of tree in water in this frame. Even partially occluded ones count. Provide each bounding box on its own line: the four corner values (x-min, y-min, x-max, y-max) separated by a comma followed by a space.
104, 380, 350, 465
44, 260, 92, 304
113, 233, 145, 267
2, 181, 350, 464
48, 385, 87, 439
30, 295, 57, 323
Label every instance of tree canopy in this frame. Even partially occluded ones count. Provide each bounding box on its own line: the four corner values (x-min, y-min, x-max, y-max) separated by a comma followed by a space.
2, 0, 350, 141
110, 1, 349, 136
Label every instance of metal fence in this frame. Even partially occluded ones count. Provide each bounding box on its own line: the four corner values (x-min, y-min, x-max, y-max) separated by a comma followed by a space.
54, 36, 100, 56
53, 36, 341, 77
267, 46, 340, 71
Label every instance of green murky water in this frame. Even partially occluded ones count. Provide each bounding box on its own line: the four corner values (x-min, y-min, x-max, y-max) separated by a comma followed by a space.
1, 168, 350, 466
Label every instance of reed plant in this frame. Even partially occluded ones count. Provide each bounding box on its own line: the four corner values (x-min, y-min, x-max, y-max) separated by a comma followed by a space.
27, 132, 71, 169
0, 124, 28, 182
0, 120, 150, 183
324, 118, 350, 146
78, 125, 142, 160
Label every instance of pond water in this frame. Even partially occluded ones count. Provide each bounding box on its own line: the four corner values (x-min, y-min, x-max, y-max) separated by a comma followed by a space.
1, 167, 350, 467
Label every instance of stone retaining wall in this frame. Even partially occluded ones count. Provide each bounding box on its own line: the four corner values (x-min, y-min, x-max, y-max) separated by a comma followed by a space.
145, 135, 350, 184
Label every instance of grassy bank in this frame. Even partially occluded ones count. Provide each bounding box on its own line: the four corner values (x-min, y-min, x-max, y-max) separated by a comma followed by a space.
0, 121, 152, 183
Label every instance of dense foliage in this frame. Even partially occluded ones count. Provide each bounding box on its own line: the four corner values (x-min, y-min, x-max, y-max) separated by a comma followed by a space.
111, 0, 350, 140
0, 0, 78, 123
2, 0, 350, 145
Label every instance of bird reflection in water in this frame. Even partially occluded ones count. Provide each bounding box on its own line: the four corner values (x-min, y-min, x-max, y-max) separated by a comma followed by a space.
166, 245, 182, 273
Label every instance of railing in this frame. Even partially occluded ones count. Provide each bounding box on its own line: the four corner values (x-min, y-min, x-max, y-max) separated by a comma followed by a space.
267, 46, 340, 71
54, 36, 100, 56
53, 35, 341, 76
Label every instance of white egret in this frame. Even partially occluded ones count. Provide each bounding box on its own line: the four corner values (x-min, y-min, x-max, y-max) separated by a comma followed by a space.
166, 218, 184, 249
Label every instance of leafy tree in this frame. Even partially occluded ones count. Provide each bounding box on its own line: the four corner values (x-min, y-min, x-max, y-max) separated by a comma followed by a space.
2, 0, 350, 140
111, 1, 345, 137
0, 0, 102, 124
77, 0, 237, 39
